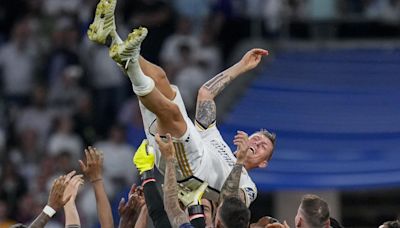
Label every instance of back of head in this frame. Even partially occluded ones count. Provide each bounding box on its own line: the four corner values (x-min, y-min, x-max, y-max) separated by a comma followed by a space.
300, 194, 330, 228
219, 197, 250, 228
381, 220, 400, 228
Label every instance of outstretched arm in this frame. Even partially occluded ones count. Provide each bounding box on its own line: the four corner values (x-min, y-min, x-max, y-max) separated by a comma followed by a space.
155, 134, 191, 227
29, 173, 73, 228
195, 49, 268, 128
79, 147, 114, 228
64, 174, 84, 228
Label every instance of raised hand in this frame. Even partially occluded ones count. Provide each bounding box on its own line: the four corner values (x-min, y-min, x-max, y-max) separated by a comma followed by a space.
234, 131, 250, 164
239, 48, 269, 72
118, 184, 146, 228
63, 174, 84, 203
47, 175, 71, 211
80, 146, 114, 227
155, 133, 175, 160
79, 146, 104, 182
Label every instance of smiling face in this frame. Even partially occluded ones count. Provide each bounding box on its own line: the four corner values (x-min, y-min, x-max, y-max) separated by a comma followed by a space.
244, 132, 274, 170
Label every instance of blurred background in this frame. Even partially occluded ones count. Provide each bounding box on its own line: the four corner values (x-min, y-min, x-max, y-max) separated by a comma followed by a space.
0, 0, 399, 227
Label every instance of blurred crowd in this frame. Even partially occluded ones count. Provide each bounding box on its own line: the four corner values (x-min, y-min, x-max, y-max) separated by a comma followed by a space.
0, 0, 399, 227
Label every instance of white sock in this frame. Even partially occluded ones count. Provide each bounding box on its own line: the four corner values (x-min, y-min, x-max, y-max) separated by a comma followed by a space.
127, 60, 155, 96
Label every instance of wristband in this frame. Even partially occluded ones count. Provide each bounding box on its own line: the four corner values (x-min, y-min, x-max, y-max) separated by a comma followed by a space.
141, 170, 154, 181
188, 205, 204, 216
43, 205, 56, 217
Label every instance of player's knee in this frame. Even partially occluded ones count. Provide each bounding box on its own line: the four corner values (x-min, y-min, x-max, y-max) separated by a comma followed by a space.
197, 86, 213, 100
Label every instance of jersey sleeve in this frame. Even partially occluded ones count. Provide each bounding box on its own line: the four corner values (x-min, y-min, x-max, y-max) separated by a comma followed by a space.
195, 120, 224, 141
240, 175, 258, 207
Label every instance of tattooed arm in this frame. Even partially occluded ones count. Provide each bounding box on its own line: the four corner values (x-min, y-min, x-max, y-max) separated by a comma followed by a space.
218, 131, 250, 204
29, 213, 51, 228
164, 157, 190, 227
155, 134, 191, 227
196, 49, 268, 128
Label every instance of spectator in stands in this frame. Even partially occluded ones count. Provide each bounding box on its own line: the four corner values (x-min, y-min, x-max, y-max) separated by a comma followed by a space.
9, 128, 41, 183
172, 0, 211, 33
16, 85, 54, 149
45, 17, 81, 89
42, 0, 81, 17
117, 98, 146, 148
197, 27, 221, 77
81, 37, 126, 135
123, 0, 175, 64
295, 194, 330, 228
95, 124, 137, 190
48, 65, 84, 115
175, 43, 209, 115
47, 114, 83, 160
73, 92, 98, 145
15, 193, 41, 224
0, 18, 38, 106
160, 17, 200, 79
0, 161, 27, 219
261, 0, 290, 37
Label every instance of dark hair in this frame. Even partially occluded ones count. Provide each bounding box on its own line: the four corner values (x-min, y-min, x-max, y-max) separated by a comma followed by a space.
382, 220, 400, 228
257, 129, 276, 161
219, 197, 250, 228
329, 217, 344, 228
300, 194, 330, 228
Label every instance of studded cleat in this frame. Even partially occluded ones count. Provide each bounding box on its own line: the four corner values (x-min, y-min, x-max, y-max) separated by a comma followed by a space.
87, 0, 119, 46
109, 27, 148, 69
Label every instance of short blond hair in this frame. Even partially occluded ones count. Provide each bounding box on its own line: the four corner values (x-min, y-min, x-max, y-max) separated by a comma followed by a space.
256, 129, 276, 161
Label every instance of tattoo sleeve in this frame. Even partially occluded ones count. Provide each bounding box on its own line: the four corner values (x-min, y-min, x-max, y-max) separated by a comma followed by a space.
28, 212, 51, 228
163, 158, 190, 227
218, 164, 243, 203
195, 100, 216, 129
196, 70, 240, 128
203, 73, 233, 97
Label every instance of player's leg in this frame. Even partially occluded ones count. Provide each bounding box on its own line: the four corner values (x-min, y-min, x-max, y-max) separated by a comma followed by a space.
87, 0, 175, 100
110, 27, 186, 137
139, 56, 175, 100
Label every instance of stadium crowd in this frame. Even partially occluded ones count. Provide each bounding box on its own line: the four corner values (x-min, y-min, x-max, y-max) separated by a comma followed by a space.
1, 0, 400, 228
